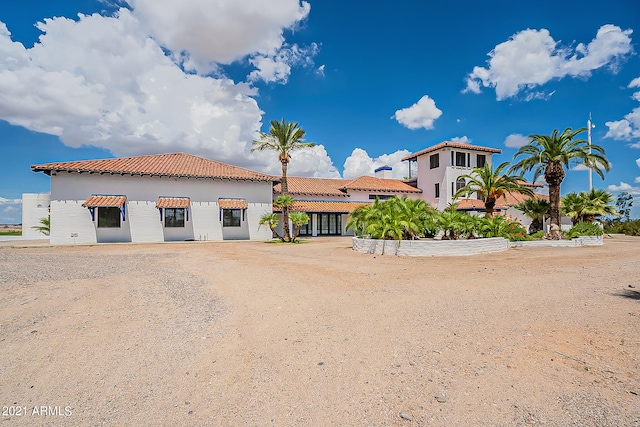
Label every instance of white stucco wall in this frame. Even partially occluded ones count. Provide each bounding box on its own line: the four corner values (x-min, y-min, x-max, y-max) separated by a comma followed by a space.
21, 193, 51, 239
415, 148, 495, 210
48, 172, 273, 244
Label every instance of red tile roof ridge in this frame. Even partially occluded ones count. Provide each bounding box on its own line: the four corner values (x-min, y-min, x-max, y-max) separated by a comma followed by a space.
31, 152, 276, 182
402, 141, 502, 161
342, 175, 423, 193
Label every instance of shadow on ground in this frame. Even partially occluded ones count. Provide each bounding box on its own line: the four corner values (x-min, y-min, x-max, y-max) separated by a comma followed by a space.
612, 289, 640, 300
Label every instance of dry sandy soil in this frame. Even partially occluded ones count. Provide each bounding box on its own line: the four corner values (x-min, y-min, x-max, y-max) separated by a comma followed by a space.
1, 237, 639, 426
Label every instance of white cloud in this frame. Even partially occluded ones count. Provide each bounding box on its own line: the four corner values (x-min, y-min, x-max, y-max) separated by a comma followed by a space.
572, 164, 589, 171
315, 64, 325, 77
504, 133, 530, 148
607, 182, 640, 195
635, 176, 640, 184
465, 25, 634, 100
0, 4, 323, 174
126, 0, 311, 73
0, 197, 21, 205
342, 148, 411, 179
392, 95, 442, 130
247, 43, 318, 84
636, 158, 640, 168
534, 175, 549, 196
258, 144, 340, 178
605, 79, 640, 143
450, 136, 470, 143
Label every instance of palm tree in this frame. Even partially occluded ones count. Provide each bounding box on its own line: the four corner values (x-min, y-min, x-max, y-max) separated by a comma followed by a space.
31, 215, 50, 235
561, 192, 585, 225
346, 204, 375, 237
562, 189, 618, 224
436, 204, 467, 240
252, 118, 315, 241
510, 127, 610, 229
514, 197, 550, 233
453, 162, 534, 215
289, 211, 310, 242
259, 213, 284, 242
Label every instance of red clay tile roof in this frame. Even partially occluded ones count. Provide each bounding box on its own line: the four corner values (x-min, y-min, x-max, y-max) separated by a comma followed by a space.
456, 193, 548, 210
273, 201, 370, 213
32, 152, 276, 182
218, 199, 248, 209
156, 197, 191, 208
342, 176, 422, 193
274, 176, 421, 197
517, 180, 544, 188
82, 195, 126, 207
274, 177, 351, 197
402, 141, 502, 161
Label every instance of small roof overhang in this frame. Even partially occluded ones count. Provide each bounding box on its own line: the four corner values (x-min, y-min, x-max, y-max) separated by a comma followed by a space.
82, 195, 126, 207
156, 197, 191, 208
218, 198, 248, 209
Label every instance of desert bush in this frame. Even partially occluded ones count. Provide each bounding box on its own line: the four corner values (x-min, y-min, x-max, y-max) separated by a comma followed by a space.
565, 221, 604, 239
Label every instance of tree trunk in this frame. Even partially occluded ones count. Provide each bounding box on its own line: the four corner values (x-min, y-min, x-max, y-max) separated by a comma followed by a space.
280, 161, 291, 241
529, 218, 542, 234
545, 162, 565, 229
485, 197, 496, 216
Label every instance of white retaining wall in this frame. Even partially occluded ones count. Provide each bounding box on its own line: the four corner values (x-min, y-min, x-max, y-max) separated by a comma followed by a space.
509, 236, 603, 247
352, 237, 510, 256
353, 235, 602, 257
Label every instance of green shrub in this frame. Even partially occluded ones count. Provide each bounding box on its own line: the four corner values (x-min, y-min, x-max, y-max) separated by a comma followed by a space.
565, 221, 604, 239
529, 230, 545, 239
604, 219, 640, 236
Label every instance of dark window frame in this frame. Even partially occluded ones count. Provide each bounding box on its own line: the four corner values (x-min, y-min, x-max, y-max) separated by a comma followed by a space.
435, 183, 440, 198
456, 177, 466, 192
97, 207, 121, 228
455, 152, 466, 167
477, 154, 486, 168
222, 208, 242, 227
429, 153, 439, 169
164, 208, 185, 228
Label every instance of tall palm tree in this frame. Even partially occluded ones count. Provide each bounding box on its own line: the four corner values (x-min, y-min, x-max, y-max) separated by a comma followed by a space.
514, 197, 550, 233
510, 127, 610, 229
453, 162, 535, 215
252, 118, 315, 241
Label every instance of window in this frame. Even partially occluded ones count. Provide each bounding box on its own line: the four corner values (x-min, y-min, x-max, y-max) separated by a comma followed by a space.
477, 154, 486, 168
455, 152, 466, 167
299, 216, 313, 236
318, 214, 342, 235
429, 153, 439, 169
456, 177, 466, 192
369, 194, 393, 200
98, 207, 121, 228
164, 208, 185, 228
222, 209, 241, 227
435, 183, 440, 198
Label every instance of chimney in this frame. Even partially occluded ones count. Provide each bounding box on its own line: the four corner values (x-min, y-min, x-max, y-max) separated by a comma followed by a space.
374, 165, 392, 179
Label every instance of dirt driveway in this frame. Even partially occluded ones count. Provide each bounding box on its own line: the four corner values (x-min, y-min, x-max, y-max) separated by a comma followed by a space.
1, 237, 639, 426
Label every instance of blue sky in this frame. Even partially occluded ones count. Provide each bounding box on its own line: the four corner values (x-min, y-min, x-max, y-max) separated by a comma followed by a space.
1, 0, 640, 223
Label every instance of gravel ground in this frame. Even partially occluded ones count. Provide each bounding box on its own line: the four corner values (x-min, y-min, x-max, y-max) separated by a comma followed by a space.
0, 237, 639, 426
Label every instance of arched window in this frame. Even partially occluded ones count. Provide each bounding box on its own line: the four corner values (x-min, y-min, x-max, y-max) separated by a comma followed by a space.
456, 177, 466, 192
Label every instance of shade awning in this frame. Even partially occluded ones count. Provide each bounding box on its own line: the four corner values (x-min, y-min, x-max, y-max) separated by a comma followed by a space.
218, 198, 248, 209
156, 197, 191, 208
273, 201, 369, 213
82, 195, 126, 208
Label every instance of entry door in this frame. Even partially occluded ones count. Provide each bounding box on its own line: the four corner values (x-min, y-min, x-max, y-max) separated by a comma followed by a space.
318, 213, 342, 235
